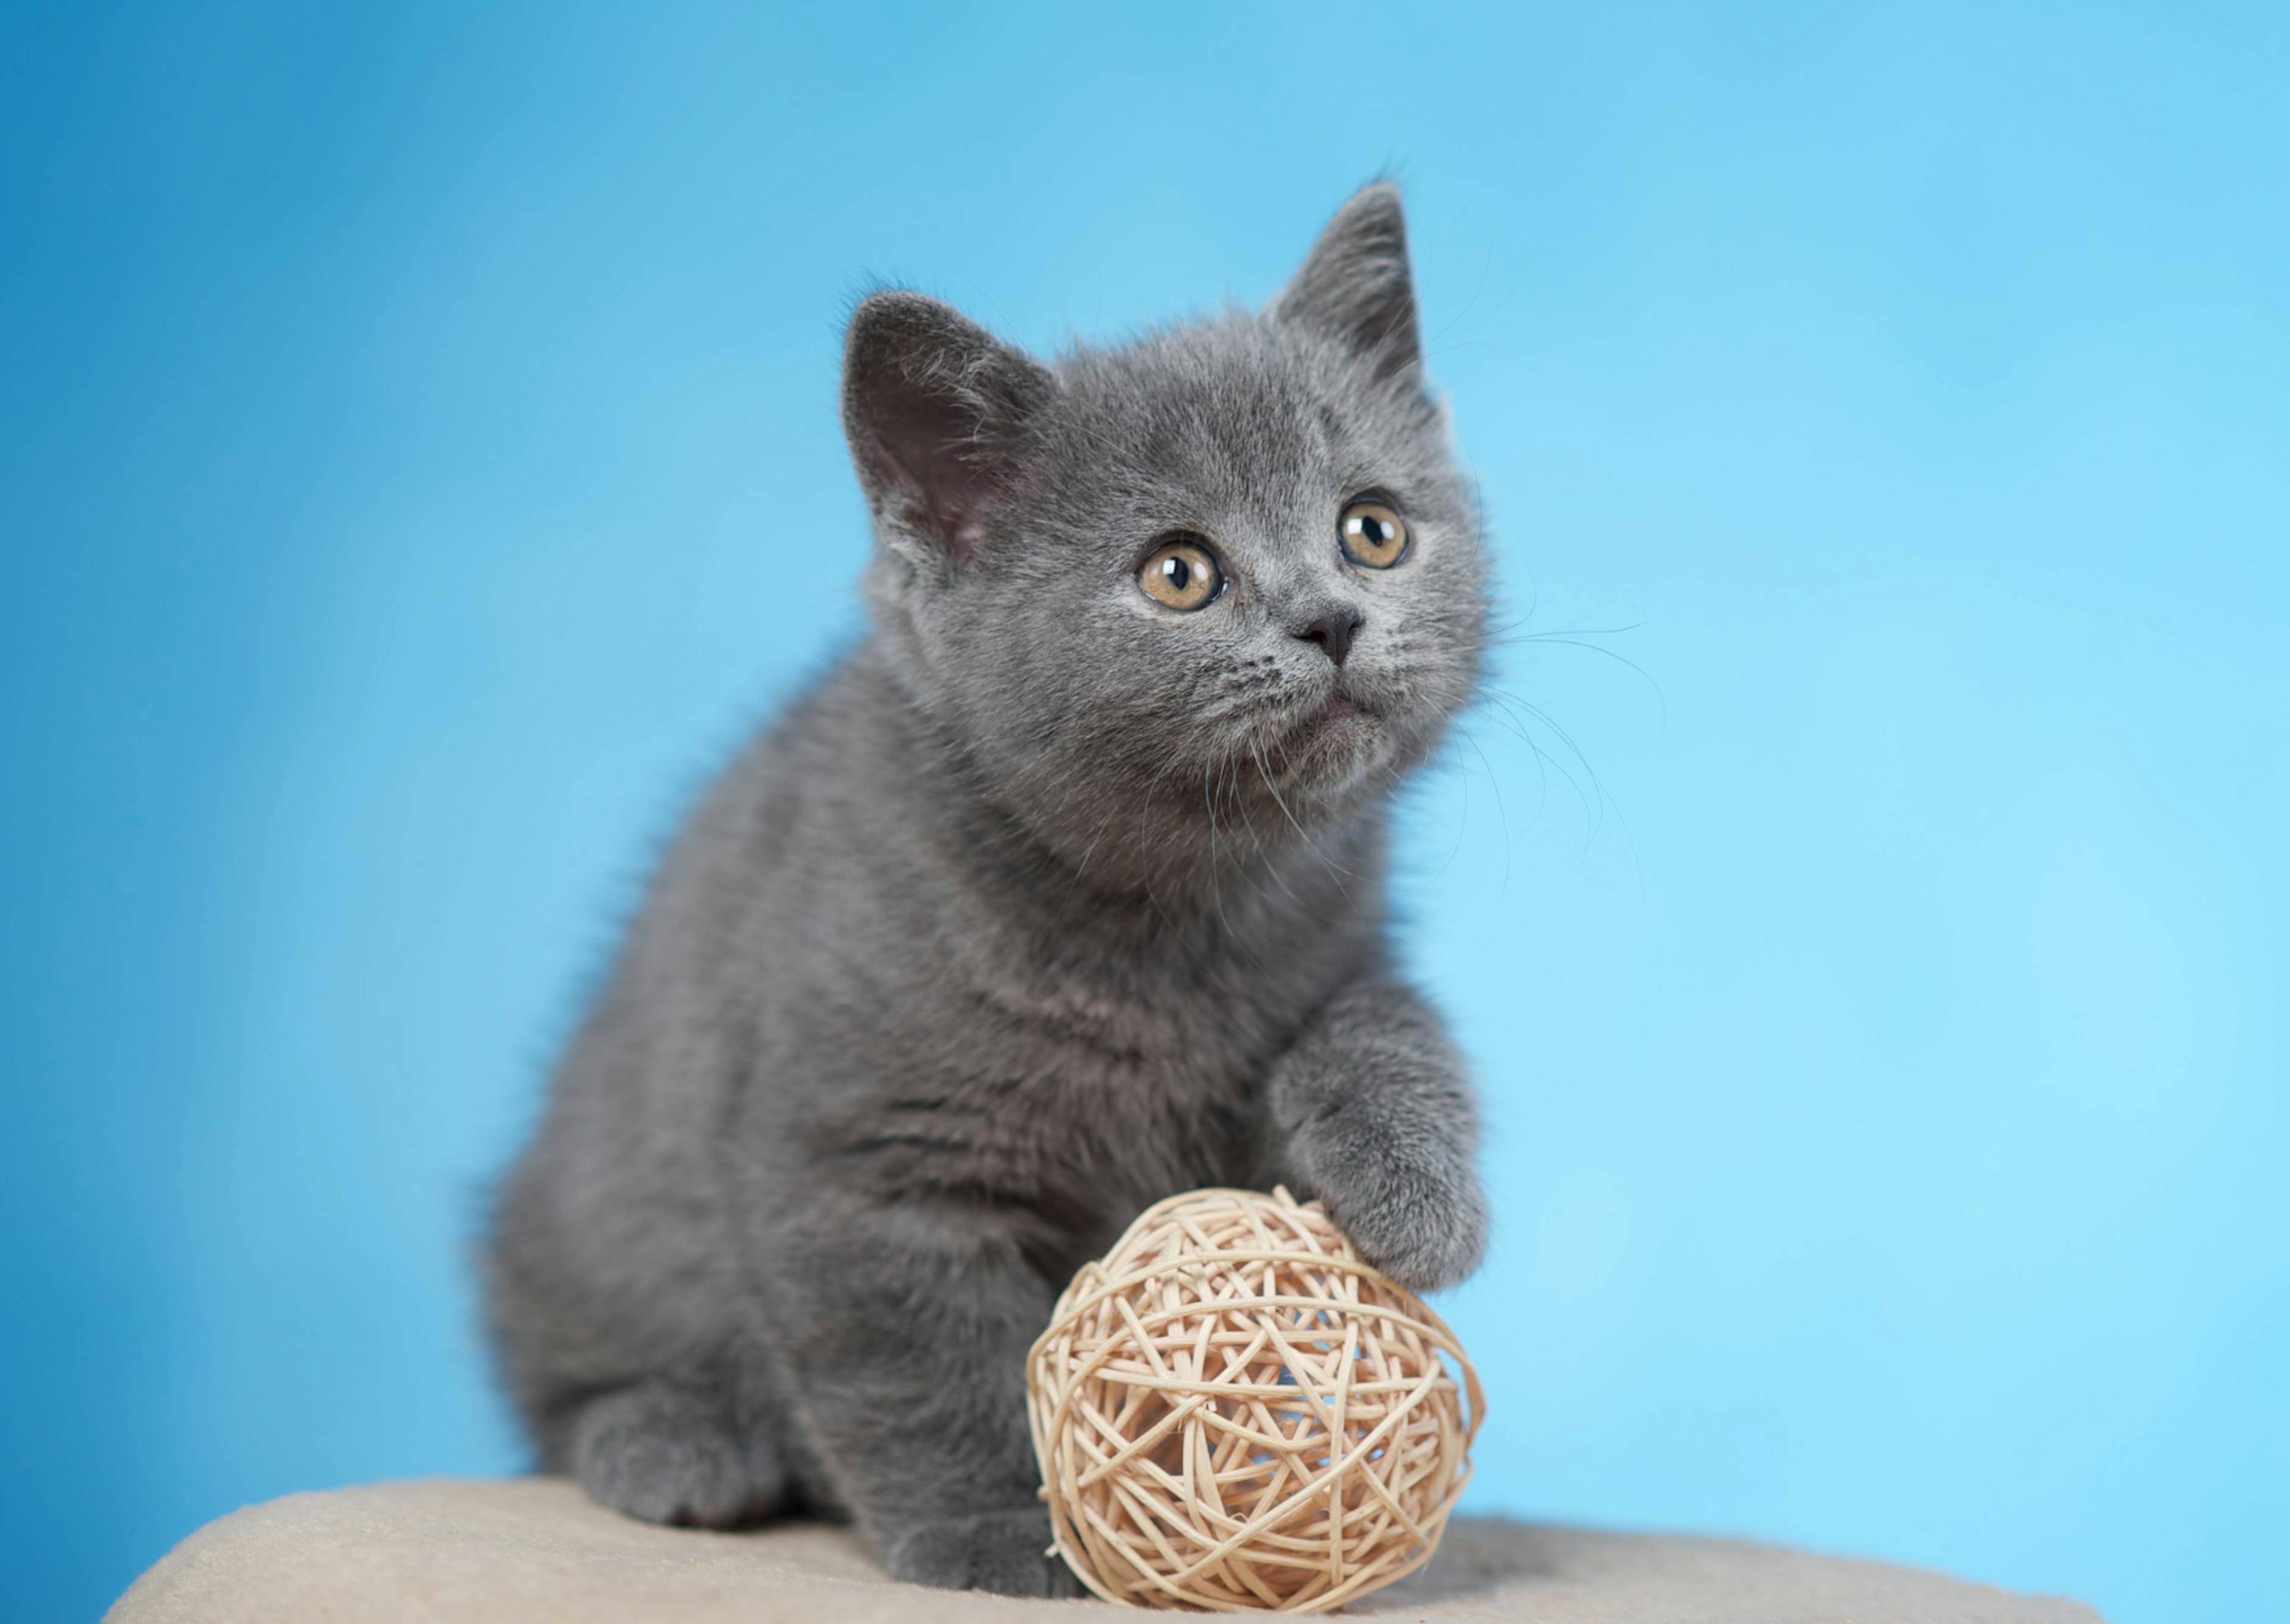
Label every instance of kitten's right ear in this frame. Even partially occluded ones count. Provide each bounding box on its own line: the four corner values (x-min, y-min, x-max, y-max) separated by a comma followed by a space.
841, 292, 1053, 562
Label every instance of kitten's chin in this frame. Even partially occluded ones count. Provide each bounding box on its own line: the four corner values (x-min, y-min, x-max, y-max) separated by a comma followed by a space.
1262, 694, 1394, 796
1282, 693, 1368, 755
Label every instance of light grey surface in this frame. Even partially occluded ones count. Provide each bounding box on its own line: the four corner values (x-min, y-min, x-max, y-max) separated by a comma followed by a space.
109, 1478, 2106, 1623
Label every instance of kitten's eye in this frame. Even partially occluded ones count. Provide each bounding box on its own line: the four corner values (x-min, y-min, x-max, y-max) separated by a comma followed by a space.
1338, 500, 1409, 569
1137, 537, 1224, 611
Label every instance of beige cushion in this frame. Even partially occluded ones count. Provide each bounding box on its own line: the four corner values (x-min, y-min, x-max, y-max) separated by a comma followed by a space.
109, 1477, 2105, 1623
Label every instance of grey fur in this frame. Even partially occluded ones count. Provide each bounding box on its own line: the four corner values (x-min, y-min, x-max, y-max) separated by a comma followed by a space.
484, 182, 1490, 1597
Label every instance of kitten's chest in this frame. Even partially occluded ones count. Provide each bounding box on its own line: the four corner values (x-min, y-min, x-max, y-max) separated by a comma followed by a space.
768, 774, 1381, 1224
939, 918, 1343, 1201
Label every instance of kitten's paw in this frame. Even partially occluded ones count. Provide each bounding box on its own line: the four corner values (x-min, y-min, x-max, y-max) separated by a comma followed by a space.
568, 1379, 784, 1529
884, 1507, 1082, 1598
1313, 1157, 1487, 1294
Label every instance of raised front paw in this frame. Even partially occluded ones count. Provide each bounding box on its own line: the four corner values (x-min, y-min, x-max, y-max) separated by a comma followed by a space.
883, 1506, 1082, 1598
1296, 1132, 1487, 1294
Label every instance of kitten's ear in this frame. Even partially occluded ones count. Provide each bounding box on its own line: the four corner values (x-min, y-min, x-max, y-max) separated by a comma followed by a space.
841, 292, 1053, 562
1269, 182, 1421, 386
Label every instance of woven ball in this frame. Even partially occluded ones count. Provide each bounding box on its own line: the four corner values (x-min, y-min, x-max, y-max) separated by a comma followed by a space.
1026, 1186, 1483, 1612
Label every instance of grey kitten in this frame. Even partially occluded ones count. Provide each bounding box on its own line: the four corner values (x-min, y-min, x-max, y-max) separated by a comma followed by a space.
484, 182, 1490, 1598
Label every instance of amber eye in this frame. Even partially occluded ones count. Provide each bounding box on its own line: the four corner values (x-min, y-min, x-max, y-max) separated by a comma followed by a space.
1338, 499, 1409, 569
1137, 537, 1224, 611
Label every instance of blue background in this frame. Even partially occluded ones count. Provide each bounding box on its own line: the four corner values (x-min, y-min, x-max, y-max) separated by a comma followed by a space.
4, 4, 2283, 1621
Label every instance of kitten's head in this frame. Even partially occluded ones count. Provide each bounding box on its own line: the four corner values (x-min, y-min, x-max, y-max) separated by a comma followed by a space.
842, 184, 1487, 889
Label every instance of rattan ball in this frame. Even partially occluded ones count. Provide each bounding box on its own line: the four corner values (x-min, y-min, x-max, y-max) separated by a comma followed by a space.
1026, 1186, 1483, 1612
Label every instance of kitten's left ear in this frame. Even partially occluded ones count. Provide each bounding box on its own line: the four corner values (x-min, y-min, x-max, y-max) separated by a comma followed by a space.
1270, 182, 1421, 386
841, 291, 1054, 562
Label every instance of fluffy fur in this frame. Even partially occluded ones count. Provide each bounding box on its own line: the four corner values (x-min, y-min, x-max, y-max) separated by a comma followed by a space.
484, 183, 1491, 1597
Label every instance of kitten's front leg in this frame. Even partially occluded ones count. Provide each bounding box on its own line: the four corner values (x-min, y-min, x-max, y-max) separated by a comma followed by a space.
772, 1201, 1081, 1599
1268, 978, 1488, 1293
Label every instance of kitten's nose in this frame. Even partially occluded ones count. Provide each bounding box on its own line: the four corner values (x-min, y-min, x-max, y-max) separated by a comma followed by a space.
1296, 608, 1361, 667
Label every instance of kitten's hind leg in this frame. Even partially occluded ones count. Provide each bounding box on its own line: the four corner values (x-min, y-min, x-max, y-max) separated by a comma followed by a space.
774, 1204, 1082, 1598
565, 1373, 788, 1529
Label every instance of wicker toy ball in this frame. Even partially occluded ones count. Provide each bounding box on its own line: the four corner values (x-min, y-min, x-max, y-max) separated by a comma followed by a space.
1026, 1186, 1483, 1612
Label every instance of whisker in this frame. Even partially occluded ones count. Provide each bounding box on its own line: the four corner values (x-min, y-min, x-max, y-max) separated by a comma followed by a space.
1480, 686, 1640, 873
1458, 726, 1513, 897
1486, 631, 1666, 719
1481, 690, 1596, 832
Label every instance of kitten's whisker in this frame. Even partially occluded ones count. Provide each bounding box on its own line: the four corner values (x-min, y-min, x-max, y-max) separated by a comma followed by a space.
1200, 759, 1233, 940
1485, 631, 1666, 717
1478, 688, 1639, 872
1459, 726, 1512, 897
1135, 747, 1194, 876
1064, 822, 1110, 901
1250, 743, 1314, 846
1481, 692, 1592, 829
1436, 726, 1472, 877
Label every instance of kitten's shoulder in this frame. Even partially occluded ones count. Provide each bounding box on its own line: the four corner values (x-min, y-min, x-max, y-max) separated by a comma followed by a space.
642, 640, 895, 910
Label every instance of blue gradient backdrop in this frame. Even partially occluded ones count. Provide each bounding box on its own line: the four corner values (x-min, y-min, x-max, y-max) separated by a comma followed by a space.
4, 5, 2284, 1621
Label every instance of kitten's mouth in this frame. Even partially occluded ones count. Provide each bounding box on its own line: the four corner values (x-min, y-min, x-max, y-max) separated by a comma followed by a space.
1276, 691, 1374, 758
